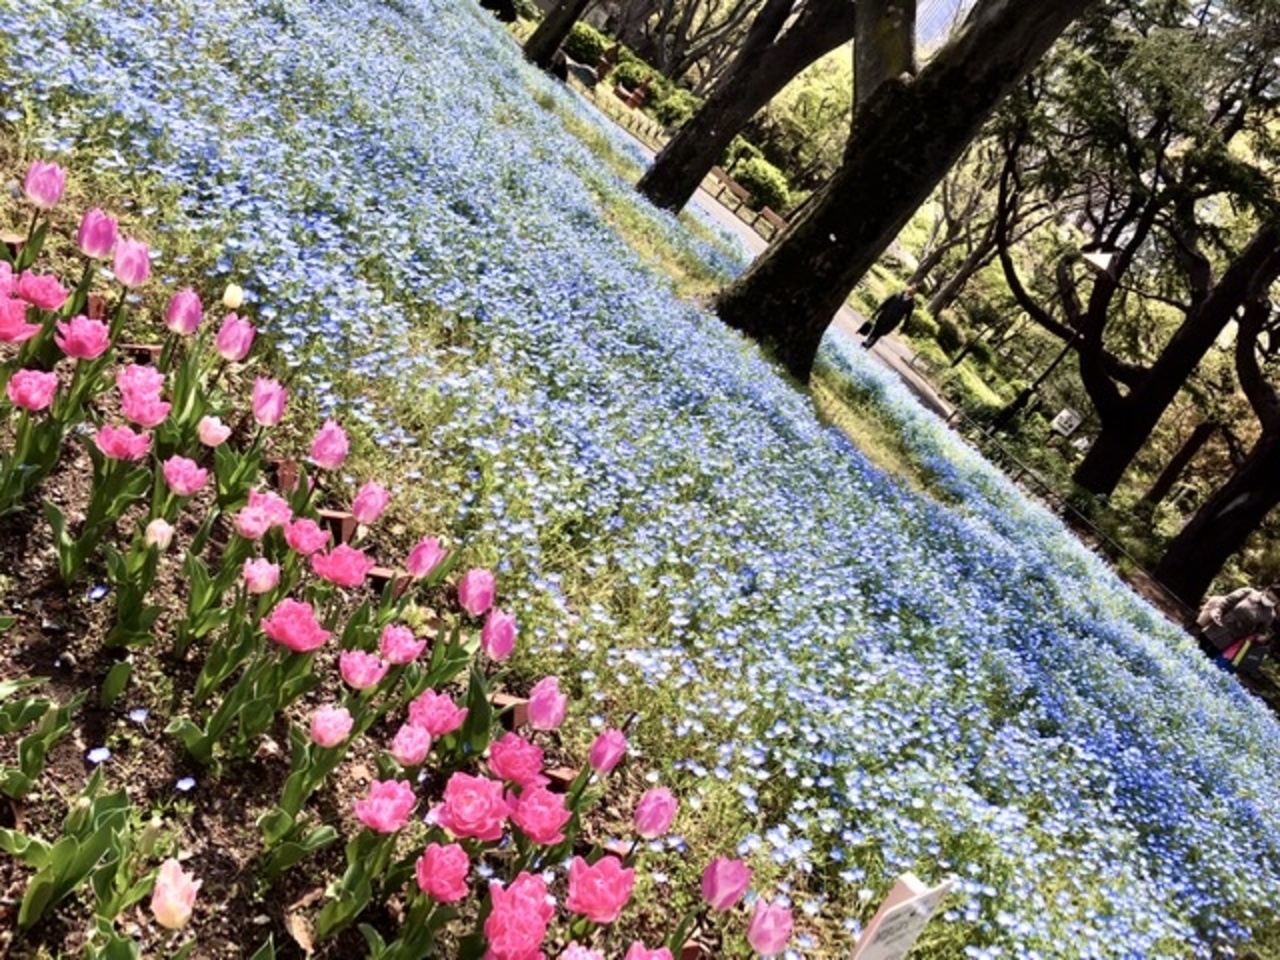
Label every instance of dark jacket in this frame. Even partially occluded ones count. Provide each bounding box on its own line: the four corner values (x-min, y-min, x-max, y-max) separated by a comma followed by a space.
871, 291, 915, 334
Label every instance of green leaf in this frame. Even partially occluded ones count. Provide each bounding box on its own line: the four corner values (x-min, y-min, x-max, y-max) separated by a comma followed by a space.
0, 614, 14, 633
100, 661, 132, 708
459, 663, 493, 757
17, 221, 48, 271
0, 826, 51, 867
248, 935, 276, 960
359, 924, 388, 958
19, 870, 57, 929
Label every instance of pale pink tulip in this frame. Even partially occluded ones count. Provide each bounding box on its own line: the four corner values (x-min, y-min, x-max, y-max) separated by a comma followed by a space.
243, 558, 281, 594
77, 208, 117, 259
251, 377, 287, 426
55, 315, 110, 360
457, 567, 495, 616
309, 419, 348, 469
746, 899, 793, 956
351, 480, 390, 525
214, 312, 254, 361
634, 787, 678, 839
22, 160, 65, 209
150, 858, 200, 930
162, 456, 208, 496
165, 289, 203, 335
6, 369, 57, 411
113, 238, 150, 287
589, 729, 627, 775
309, 705, 353, 747
527, 677, 568, 731
197, 415, 231, 447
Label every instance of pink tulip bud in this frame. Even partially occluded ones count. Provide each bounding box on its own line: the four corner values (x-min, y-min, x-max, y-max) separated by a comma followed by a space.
457, 567, 496, 617
214, 312, 255, 361
144, 518, 175, 551
0, 296, 39, 343
391, 723, 432, 766
354, 779, 415, 834
379, 624, 426, 664
165, 289, 203, 335
746, 898, 793, 956
150, 858, 200, 930
415, 843, 469, 902
77, 208, 117, 259
95, 424, 151, 461
510, 785, 571, 845
161, 456, 209, 497
17, 271, 69, 311
116, 363, 165, 402
6, 368, 58, 411
121, 393, 171, 429
566, 855, 635, 924
248, 489, 292, 528
312, 544, 374, 588
588, 728, 627, 775
633, 787, 678, 839
407, 689, 468, 737
113, 237, 150, 288
309, 705, 353, 747
235, 506, 272, 541
22, 160, 65, 209
701, 857, 752, 911
339, 650, 389, 690
242, 558, 280, 594
488, 733, 546, 787
481, 608, 516, 661
55, 315, 111, 360
406, 536, 446, 578
527, 676, 568, 731
251, 377, 287, 426
284, 518, 330, 556
197, 415, 231, 447
351, 480, 391, 525
261, 598, 330, 653
309, 419, 349, 469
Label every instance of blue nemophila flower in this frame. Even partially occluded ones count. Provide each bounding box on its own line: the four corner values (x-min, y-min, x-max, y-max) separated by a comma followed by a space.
175, 777, 196, 793
87, 747, 111, 765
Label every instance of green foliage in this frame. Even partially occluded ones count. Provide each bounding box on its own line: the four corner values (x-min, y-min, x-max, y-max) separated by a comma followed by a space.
936, 316, 964, 354
563, 22, 609, 66
612, 60, 654, 91
0, 679, 86, 798
722, 135, 762, 171
903, 310, 939, 340
733, 156, 790, 211
650, 87, 701, 128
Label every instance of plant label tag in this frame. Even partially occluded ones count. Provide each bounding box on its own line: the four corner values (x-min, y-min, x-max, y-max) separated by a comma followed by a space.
852, 872, 956, 960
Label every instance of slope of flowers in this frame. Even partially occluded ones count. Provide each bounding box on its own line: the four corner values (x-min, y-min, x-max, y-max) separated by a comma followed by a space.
4, 1, 1280, 957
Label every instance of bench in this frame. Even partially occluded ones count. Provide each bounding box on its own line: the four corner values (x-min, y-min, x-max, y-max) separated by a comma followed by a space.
707, 166, 753, 211
751, 206, 788, 239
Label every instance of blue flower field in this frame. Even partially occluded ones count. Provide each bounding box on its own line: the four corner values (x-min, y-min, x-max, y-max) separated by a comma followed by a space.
4, 0, 1280, 956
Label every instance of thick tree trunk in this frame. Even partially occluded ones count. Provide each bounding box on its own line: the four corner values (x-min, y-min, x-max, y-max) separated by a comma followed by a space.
637, 0, 856, 213
853, 0, 916, 109
715, 0, 1095, 382
1153, 435, 1280, 606
1141, 420, 1216, 505
1072, 225, 1280, 495
525, 0, 593, 70
926, 238, 992, 316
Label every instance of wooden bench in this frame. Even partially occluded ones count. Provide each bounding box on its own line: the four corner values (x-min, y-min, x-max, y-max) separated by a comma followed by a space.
707, 166, 753, 211
751, 206, 788, 239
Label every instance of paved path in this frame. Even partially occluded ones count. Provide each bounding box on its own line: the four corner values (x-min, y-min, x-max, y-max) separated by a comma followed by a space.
582, 93, 955, 418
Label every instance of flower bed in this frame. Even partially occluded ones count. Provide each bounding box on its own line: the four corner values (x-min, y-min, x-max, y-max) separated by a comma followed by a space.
1, 0, 1279, 958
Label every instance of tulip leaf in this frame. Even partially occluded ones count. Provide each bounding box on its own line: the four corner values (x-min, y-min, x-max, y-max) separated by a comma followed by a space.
248, 936, 276, 960
100, 661, 132, 708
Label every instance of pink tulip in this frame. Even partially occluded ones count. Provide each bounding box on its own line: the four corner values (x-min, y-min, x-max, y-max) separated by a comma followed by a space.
0, 262, 11, 298
488, 733, 547, 788
77, 208, 117, 259
481, 608, 516, 661
55, 315, 110, 360
247, 489, 292, 528
17, 271, 69, 311
391, 723, 432, 766
94, 423, 151, 461
252, 377, 287, 426
309, 705, 353, 748
261, 598, 330, 653
634, 787, 678, 840
164, 289, 203, 335
566, 855, 634, 924
457, 567, 496, 616
311, 543, 374, 588
242, 558, 281, 595
309, 419, 349, 469
379, 624, 426, 664
235, 506, 272, 540
433, 772, 509, 842
407, 689, 468, 736
746, 899, 793, 956
564, 945, 607, 960
527, 677, 568, 731
406, 536, 446, 578
588, 729, 627, 776
150, 858, 200, 930
510, 786, 571, 845
351, 480, 391, 525
285, 517, 330, 556
339, 650, 389, 690
415, 843, 469, 903
144, 518, 175, 551
116, 363, 164, 402
486, 872, 553, 960
624, 945, 673, 960
113, 238, 150, 288
701, 857, 752, 911
0, 297, 39, 343
354, 779, 415, 834
162, 456, 208, 497
6, 369, 58, 411
23, 160, 65, 209
214, 312, 254, 361
121, 393, 171, 428
197, 415, 231, 447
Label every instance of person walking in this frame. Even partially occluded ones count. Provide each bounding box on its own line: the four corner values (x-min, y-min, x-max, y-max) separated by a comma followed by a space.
862, 285, 917, 350
1194, 584, 1280, 670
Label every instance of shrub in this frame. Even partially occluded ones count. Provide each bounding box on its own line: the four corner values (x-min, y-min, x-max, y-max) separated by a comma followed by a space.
651, 87, 701, 128
936, 315, 964, 354
902, 309, 939, 340
721, 135, 762, 172
612, 59, 654, 91
733, 156, 790, 211
968, 338, 996, 366
563, 22, 609, 65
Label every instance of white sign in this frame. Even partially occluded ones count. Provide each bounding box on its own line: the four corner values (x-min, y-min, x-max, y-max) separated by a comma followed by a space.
852, 873, 956, 960
1050, 407, 1083, 437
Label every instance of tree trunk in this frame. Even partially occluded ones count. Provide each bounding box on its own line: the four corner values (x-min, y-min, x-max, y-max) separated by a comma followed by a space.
854, 0, 916, 109
1072, 224, 1280, 495
1141, 420, 1216, 505
926, 237, 992, 316
715, 0, 1096, 382
636, 0, 856, 213
525, 0, 594, 70
1153, 434, 1280, 606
